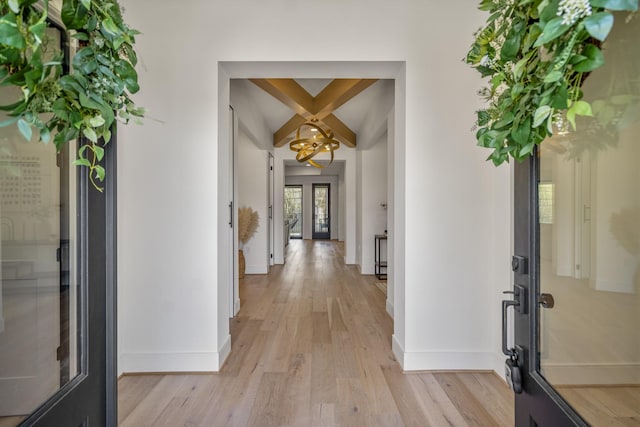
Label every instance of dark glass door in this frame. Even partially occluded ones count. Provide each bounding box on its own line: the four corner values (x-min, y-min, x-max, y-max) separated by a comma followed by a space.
511, 13, 640, 426
312, 184, 330, 240
0, 12, 116, 427
284, 185, 302, 239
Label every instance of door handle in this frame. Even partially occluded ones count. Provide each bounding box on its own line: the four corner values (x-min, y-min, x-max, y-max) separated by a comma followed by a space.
229, 201, 233, 228
269, 205, 273, 219
502, 284, 525, 357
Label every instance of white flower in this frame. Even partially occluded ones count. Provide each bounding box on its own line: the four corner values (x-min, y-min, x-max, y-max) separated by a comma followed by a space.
557, 0, 592, 26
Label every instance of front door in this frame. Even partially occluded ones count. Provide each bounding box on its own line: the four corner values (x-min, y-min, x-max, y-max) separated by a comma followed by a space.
0, 11, 117, 427
312, 184, 330, 240
511, 14, 640, 426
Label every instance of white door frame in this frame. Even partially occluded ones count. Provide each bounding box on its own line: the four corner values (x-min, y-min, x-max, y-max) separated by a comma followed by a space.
217, 61, 406, 364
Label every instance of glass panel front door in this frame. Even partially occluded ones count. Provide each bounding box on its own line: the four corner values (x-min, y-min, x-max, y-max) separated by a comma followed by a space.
284, 186, 302, 239
312, 184, 330, 239
537, 13, 640, 425
0, 27, 79, 426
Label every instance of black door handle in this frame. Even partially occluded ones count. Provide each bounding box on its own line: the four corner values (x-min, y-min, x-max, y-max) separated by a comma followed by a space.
502, 284, 525, 357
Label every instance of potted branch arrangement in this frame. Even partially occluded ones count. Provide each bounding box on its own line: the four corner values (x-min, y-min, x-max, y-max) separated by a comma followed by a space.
237, 206, 259, 279
0, 0, 144, 190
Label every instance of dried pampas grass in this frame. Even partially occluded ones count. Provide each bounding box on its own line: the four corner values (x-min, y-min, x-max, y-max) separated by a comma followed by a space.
238, 206, 259, 245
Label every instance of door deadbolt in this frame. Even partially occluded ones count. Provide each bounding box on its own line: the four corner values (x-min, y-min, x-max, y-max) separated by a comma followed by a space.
539, 293, 555, 308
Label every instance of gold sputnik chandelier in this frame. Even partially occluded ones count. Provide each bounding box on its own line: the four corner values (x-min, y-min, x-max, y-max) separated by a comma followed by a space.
289, 122, 340, 168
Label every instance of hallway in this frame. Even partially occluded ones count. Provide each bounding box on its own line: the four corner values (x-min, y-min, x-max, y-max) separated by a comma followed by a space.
118, 240, 513, 426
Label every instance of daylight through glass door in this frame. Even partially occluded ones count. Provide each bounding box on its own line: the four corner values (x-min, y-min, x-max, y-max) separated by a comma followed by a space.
537, 13, 640, 424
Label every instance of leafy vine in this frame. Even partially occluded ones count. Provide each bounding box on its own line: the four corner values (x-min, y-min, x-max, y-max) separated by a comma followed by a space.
0, 0, 143, 190
466, 0, 638, 165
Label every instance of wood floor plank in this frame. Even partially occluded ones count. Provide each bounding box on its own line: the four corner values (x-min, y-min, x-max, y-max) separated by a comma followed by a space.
246, 372, 289, 427
381, 364, 433, 426
434, 372, 503, 426
117, 374, 164, 424
409, 373, 468, 427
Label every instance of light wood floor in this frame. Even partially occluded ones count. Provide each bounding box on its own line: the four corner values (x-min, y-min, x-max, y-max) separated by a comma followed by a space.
118, 240, 514, 426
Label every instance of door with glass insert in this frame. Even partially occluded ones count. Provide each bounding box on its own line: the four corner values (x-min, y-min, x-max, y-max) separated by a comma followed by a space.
312, 184, 330, 240
513, 12, 640, 425
0, 11, 116, 427
284, 185, 302, 239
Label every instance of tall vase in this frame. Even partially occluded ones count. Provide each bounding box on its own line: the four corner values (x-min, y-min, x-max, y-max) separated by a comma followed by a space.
238, 249, 245, 279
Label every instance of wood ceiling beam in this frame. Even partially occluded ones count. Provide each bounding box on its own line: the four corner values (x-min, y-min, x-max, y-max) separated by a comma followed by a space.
273, 114, 307, 147
313, 79, 378, 119
320, 114, 356, 148
250, 78, 378, 148
249, 79, 315, 119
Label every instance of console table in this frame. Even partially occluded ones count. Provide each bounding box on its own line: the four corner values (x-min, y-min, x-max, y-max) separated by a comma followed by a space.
374, 234, 387, 280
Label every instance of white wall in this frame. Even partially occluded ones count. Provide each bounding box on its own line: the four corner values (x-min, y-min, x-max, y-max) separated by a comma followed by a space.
117, 0, 508, 374
359, 136, 388, 275
237, 128, 269, 274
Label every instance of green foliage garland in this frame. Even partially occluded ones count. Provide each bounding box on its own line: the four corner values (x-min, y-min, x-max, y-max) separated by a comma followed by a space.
0, 0, 143, 190
466, 0, 638, 165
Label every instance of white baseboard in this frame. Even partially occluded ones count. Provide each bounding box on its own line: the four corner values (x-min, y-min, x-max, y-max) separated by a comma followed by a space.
392, 334, 405, 369
218, 334, 232, 368
386, 299, 394, 318
119, 337, 232, 374
491, 352, 507, 383
394, 346, 499, 372
542, 362, 640, 385
245, 264, 268, 275
234, 298, 241, 316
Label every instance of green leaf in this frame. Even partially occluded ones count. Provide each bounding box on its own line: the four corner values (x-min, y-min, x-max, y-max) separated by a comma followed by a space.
92, 144, 105, 161
39, 126, 51, 144
519, 142, 535, 157
584, 12, 614, 41
511, 117, 532, 144
494, 111, 515, 129
80, 0, 92, 9
62, 0, 89, 29
513, 57, 528, 79
79, 92, 102, 110
0, 13, 26, 48
566, 100, 593, 130
8, 0, 20, 14
17, 118, 32, 141
590, 0, 638, 11
101, 17, 121, 36
82, 127, 98, 142
534, 17, 570, 47
540, 0, 561, 23
73, 158, 91, 167
93, 165, 105, 181
72, 32, 90, 41
477, 110, 491, 127
89, 115, 105, 127
544, 70, 563, 83
573, 44, 605, 72
533, 105, 553, 127
550, 85, 569, 109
